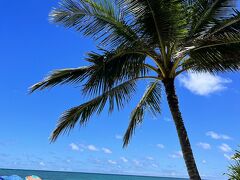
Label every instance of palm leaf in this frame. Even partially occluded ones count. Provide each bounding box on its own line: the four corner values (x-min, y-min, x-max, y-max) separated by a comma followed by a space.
82, 48, 147, 96
233, 149, 240, 160
50, 0, 139, 48
194, 32, 240, 50
123, 81, 162, 147
30, 48, 147, 94
185, 32, 240, 72
208, 9, 240, 36
123, 0, 188, 46
190, 0, 236, 37
226, 148, 240, 179
29, 67, 90, 93
50, 79, 137, 142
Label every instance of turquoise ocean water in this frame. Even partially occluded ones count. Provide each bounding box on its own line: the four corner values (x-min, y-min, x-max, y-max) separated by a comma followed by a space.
0, 169, 187, 180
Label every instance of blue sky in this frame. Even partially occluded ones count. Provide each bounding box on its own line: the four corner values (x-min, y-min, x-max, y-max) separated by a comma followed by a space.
0, 0, 240, 179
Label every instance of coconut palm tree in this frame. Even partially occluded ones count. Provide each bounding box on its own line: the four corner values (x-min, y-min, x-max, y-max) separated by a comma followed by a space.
30, 0, 240, 179
226, 147, 240, 180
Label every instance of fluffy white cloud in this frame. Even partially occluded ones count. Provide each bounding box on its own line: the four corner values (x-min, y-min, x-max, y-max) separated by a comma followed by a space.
224, 154, 234, 160
157, 144, 165, 149
87, 145, 99, 151
78, 143, 113, 153
146, 156, 154, 161
206, 131, 232, 140
108, 160, 117, 165
169, 151, 183, 159
39, 162, 45, 166
69, 143, 79, 151
219, 143, 232, 152
179, 72, 231, 96
197, 142, 211, 150
115, 135, 122, 140
102, 148, 112, 154
202, 160, 207, 164
120, 157, 128, 163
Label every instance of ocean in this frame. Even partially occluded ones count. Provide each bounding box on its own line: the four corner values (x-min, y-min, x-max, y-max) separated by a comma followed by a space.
0, 169, 187, 180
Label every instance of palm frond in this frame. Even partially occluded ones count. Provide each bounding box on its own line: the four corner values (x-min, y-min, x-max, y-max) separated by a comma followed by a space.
123, 81, 162, 147
226, 147, 240, 179
194, 32, 240, 50
29, 67, 90, 93
82, 48, 147, 96
208, 9, 240, 36
30, 48, 147, 95
233, 149, 240, 160
226, 161, 240, 180
190, 0, 236, 37
50, 79, 137, 142
123, 0, 188, 46
184, 32, 240, 72
181, 0, 195, 5
50, 0, 140, 48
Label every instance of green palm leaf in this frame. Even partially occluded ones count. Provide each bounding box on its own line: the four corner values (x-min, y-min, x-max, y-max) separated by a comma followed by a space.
190, 0, 236, 36
50, 79, 137, 141
30, 48, 147, 94
208, 9, 240, 36
186, 32, 240, 72
29, 67, 90, 93
194, 32, 240, 50
83, 49, 147, 96
50, 0, 139, 48
124, 0, 188, 45
226, 147, 240, 179
123, 81, 161, 147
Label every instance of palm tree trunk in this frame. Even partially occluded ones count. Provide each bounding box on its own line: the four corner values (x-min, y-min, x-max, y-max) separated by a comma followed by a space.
163, 78, 201, 180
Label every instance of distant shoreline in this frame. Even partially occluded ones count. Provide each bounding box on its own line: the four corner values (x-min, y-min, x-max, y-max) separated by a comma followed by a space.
0, 168, 188, 180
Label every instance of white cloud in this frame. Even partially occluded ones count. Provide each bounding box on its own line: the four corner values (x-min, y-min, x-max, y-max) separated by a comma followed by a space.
219, 143, 232, 152
224, 154, 231, 160
39, 162, 45, 166
146, 156, 154, 161
197, 142, 211, 150
69, 143, 80, 151
102, 148, 112, 154
224, 154, 234, 160
202, 160, 207, 164
120, 157, 128, 163
115, 135, 122, 140
87, 145, 99, 151
221, 135, 232, 140
157, 144, 165, 149
78, 143, 112, 152
206, 131, 232, 140
179, 72, 231, 96
169, 151, 183, 159
108, 160, 117, 165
